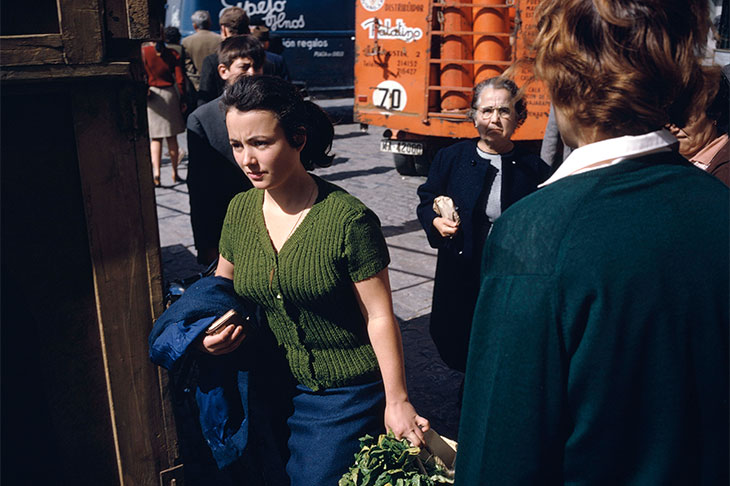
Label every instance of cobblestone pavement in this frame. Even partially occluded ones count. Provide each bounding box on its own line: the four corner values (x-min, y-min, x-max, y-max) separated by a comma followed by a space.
154, 98, 463, 440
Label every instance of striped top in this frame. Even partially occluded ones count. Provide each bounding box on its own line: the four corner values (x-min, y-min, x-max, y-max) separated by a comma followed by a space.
219, 175, 390, 390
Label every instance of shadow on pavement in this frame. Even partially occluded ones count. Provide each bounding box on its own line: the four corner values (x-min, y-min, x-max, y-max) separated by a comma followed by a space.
333, 130, 370, 141
331, 156, 350, 166
382, 219, 423, 238
161, 244, 208, 284
399, 313, 463, 441
320, 165, 393, 182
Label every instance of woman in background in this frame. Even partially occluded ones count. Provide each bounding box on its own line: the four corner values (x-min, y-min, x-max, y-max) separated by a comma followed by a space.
417, 76, 549, 373
142, 35, 186, 186
667, 65, 729, 186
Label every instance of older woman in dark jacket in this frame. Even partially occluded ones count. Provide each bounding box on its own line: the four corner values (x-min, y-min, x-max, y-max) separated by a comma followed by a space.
416, 76, 549, 372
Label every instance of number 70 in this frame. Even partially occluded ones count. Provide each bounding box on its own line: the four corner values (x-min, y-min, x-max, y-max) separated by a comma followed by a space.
374, 87, 403, 110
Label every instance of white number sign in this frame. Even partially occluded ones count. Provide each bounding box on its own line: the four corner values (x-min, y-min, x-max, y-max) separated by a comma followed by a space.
373, 80, 407, 111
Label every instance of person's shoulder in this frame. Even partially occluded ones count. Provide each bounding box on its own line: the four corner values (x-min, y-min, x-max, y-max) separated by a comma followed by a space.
227, 187, 259, 215
439, 138, 477, 156
487, 176, 598, 275
187, 96, 225, 128
141, 44, 155, 56
201, 29, 220, 40
202, 51, 219, 66
316, 177, 372, 216
265, 51, 284, 63
512, 145, 544, 162
510, 146, 550, 176
168, 47, 182, 60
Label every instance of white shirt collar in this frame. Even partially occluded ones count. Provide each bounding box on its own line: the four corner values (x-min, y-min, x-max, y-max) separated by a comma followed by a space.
539, 129, 678, 187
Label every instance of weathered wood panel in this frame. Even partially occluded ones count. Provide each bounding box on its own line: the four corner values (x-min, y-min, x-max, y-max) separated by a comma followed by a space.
72, 80, 170, 485
105, 0, 133, 39
0, 62, 137, 82
127, 0, 164, 40
0, 34, 65, 66
58, 0, 105, 63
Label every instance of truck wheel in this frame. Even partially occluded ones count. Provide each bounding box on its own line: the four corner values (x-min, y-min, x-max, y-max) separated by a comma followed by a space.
414, 142, 438, 176
393, 154, 417, 176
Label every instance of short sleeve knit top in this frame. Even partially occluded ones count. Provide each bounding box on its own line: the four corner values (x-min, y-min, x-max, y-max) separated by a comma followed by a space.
219, 175, 390, 390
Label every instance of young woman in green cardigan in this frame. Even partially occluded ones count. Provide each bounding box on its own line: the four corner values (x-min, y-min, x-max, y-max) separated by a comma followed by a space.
198, 75, 429, 485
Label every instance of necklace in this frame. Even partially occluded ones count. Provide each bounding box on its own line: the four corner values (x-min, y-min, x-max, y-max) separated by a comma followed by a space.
268, 181, 317, 293
283, 181, 317, 242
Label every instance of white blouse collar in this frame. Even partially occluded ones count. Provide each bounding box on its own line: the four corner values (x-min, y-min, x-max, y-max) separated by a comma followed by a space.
539, 129, 678, 187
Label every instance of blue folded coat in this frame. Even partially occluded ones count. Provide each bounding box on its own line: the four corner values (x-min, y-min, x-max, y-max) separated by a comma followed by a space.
149, 276, 257, 469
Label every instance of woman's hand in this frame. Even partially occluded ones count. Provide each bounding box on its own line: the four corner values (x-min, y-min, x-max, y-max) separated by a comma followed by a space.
433, 217, 459, 238
385, 399, 431, 447
197, 323, 246, 355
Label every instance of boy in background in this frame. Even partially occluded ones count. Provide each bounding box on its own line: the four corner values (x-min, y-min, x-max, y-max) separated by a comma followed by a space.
186, 35, 265, 265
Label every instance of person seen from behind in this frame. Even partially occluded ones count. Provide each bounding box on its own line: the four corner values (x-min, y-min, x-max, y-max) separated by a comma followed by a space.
455, 0, 729, 484
181, 9, 221, 92
141, 35, 186, 187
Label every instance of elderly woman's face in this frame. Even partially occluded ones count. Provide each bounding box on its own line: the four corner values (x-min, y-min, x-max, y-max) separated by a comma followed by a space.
474, 87, 518, 150
666, 112, 717, 160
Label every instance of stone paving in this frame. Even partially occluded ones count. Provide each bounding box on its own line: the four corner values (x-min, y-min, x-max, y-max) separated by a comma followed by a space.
153, 98, 463, 440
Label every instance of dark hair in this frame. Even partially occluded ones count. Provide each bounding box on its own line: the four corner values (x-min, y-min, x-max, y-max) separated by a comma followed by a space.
217, 35, 265, 70
191, 10, 211, 30
469, 76, 528, 128
222, 76, 334, 169
699, 66, 729, 135
534, 0, 710, 135
164, 26, 181, 45
219, 7, 250, 35
250, 24, 270, 43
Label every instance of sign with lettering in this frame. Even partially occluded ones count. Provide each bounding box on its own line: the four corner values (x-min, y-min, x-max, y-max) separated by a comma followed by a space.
221, 0, 305, 30
360, 17, 423, 43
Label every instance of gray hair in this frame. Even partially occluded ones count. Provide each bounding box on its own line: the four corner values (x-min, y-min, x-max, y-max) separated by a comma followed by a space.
191, 10, 211, 30
469, 76, 528, 128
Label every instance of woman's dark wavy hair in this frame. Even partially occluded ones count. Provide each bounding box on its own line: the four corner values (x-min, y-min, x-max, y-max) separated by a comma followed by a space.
534, 0, 710, 136
222, 75, 334, 169
468, 76, 528, 128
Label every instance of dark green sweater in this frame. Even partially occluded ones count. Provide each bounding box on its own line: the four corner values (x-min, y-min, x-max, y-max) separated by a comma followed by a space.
455, 153, 729, 485
219, 176, 390, 391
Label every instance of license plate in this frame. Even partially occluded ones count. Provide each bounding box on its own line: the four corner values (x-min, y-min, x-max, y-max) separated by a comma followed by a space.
380, 139, 424, 156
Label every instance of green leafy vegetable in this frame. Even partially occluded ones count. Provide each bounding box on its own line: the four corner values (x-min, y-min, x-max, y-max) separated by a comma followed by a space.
339, 432, 455, 486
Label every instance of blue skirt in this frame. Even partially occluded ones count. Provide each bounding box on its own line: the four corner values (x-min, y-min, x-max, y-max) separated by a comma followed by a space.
286, 380, 385, 485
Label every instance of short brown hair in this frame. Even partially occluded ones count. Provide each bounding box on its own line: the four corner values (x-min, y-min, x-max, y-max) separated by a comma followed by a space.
534, 0, 710, 136
217, 35, 265, 70
219, 7, 249, 35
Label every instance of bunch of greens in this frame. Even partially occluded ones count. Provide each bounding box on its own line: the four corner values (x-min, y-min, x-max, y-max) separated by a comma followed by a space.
339, 432, 455, 486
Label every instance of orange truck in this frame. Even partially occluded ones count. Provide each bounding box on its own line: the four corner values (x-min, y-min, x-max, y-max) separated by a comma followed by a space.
354, 0, 550, 175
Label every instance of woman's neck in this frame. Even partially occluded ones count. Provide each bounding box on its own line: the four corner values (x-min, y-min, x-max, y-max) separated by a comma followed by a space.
264, 171, 318, 214
479, 138, 514, 154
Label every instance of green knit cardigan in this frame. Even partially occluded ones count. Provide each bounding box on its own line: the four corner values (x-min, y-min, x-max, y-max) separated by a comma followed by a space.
220, 175, 390, 390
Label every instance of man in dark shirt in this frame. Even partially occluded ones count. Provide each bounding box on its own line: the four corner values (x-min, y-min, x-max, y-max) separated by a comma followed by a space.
186, 35, 265, 265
